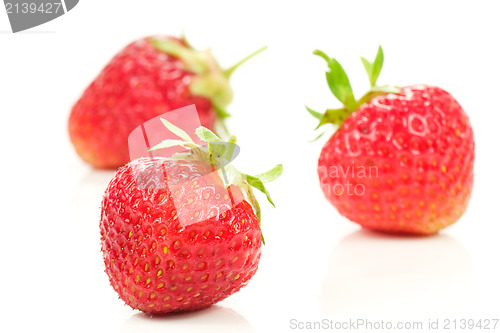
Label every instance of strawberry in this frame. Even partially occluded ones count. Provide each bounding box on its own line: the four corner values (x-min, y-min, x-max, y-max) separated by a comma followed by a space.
69, 36, 265, 169
100, 121, 282, 313
307, 47, 474, 234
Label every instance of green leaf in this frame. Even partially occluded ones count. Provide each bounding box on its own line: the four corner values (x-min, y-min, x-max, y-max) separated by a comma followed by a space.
254, 164, 283, 183
372, 84, 399, 94
361, 57, 372, 80
150, 38, 206, 74
212, 105, 231, 138
213, 104, 231, 119
160, 118, 194, 143
211, 136, 238, 168
195, 127, 226, 170
208, 142, 239, 170
219, 164, 245, 188
149, 139, 196, 151
314, 49, 356, 111
316, 108, 348, 129
195, 126, 222, 143
245, 174, 276, 207
361, 46, 384, 87
372, 46, 384, 86
220, 160, 281, 246
308, 131, 327, 142
223, 46, 267, 78
180, 28, 192, 48
355, 85, 401, 108
241, 188, 265, 245
306, 106, 322, 120
325, 60, 357, 110
313, 49, 331, 63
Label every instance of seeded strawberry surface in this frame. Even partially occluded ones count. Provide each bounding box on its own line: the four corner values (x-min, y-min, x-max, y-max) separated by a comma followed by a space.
318, 85, 474, 234
69, 37, 216, 169
100, 157, 262, 313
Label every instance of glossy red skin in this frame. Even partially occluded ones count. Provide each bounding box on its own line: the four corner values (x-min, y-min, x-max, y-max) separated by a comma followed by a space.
100, 158, 261, 313
69, 37, 216, 169
318, 85, 474, 234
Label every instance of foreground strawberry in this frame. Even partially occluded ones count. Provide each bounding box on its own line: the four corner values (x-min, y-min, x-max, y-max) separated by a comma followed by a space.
100, 122, 282, 313
307, 47, 474, 234
69, 36, 265, 169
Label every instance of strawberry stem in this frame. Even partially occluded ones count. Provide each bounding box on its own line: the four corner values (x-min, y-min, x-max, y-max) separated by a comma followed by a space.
150, 38, 207, 74
223, 46, 267, 78
151, 38, 267, 136
307, 46, 400, 130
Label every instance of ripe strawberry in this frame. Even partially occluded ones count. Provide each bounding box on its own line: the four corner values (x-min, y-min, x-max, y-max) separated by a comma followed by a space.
69, 36, 265, 169
307, 47, 474, 234
100, 122, 282, 313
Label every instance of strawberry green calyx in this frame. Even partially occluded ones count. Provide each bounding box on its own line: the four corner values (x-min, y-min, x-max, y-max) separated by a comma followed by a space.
193, 127, 283, 205
306, 46, 400, 130
149, 119, 282, 243
150, 37, 266, 121
361, 46, 384, 88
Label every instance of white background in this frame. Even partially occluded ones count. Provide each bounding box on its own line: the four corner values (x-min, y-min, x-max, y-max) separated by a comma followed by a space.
1, 1, 500, 332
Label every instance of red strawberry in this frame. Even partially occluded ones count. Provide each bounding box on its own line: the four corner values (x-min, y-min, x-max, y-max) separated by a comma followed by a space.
307, 47, 474, 234
69, 36, 265, 169
100, 122, 282, 313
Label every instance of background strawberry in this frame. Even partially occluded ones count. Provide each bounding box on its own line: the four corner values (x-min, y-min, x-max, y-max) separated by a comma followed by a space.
100, 123, 282, 313
69, 36, 265, 169
307, 47, 474, 234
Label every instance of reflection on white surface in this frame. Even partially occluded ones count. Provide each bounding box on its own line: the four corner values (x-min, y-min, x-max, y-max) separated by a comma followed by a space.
320, 230, 474, 318
120, 305, 255, 333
